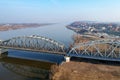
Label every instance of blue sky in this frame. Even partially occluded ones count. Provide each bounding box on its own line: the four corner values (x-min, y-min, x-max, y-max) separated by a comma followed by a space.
0, 0, 120, 23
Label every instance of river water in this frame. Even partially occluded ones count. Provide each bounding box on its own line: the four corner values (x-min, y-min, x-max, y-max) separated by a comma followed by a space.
0, 23, 75, 80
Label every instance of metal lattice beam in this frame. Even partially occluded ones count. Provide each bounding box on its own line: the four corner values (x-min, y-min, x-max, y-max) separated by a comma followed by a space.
68, 39, 120, 61
0, 35, 66, 54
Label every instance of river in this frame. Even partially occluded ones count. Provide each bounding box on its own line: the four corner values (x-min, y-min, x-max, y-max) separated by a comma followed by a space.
0, 22, 75, 80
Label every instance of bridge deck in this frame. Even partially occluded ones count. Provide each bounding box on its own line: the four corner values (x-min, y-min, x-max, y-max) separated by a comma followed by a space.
0, 46, 66, 55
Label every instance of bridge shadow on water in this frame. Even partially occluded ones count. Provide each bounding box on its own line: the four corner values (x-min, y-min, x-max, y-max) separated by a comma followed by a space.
0, 49, 65, 80
0, 56, 56, 80
71, 57, 120, 66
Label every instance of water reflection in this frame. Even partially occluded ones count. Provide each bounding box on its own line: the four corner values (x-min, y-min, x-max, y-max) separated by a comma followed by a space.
0, 57, 54, 80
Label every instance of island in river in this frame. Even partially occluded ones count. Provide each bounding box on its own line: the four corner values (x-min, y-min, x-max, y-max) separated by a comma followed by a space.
0, 23, 53, 31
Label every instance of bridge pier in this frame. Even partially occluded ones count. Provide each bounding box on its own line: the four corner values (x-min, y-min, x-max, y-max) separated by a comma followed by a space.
0, 48, 8, 58
64, 56, 71, 62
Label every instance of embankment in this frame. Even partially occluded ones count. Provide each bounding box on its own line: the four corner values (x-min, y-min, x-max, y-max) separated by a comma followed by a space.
50, 60, 120, 80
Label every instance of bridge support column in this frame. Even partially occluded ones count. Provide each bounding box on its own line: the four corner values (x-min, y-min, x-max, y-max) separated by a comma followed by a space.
0, 48, 8, 58
64, 56, 71, 62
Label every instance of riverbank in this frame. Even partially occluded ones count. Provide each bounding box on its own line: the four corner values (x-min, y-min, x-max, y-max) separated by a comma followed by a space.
0, 23, 52, 31
51, 60, 120, 80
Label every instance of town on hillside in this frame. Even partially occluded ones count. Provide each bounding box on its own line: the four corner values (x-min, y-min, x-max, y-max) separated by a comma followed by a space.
67, 21, 120, 38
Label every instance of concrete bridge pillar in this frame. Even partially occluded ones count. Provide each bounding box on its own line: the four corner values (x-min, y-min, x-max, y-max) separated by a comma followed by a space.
64, 56, 71, 62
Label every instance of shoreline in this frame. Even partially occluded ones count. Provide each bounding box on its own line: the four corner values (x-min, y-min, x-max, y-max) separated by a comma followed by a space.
51, 59, 120, 80
0, 23, 52, 31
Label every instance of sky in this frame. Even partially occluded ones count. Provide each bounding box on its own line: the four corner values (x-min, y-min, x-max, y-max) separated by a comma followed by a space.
0, 0, 120, 23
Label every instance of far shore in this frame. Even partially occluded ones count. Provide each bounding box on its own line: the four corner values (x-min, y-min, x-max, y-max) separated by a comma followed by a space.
0, 23, 53, 31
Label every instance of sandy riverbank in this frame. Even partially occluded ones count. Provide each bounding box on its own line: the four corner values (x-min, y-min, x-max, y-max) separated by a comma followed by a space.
51, 59, 120, 80
0, 23, 51, 31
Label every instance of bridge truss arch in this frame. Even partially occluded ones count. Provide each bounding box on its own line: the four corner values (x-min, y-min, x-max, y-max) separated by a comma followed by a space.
68, 39, 120, 61
0, 35, 66, 54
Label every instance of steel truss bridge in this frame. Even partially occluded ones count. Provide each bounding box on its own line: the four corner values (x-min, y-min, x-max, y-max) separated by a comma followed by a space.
0, 35, 66, 54
68, 39, 120, 61
0, 35, 120, 62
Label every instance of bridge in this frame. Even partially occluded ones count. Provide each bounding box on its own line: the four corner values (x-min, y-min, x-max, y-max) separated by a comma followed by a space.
0, 35, 66, 55
0, 35, 120, 62
68, 39, 120, 61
